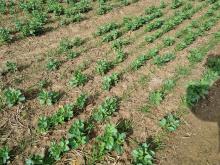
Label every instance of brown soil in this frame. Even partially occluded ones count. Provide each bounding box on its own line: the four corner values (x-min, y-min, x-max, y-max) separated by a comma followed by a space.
157, 48, 220, 165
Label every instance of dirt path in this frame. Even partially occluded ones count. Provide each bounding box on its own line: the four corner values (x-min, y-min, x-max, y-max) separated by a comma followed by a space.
158, 50, 220, 165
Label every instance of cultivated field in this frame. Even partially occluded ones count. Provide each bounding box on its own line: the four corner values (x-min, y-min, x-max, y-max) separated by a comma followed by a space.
0, 0, 220, 164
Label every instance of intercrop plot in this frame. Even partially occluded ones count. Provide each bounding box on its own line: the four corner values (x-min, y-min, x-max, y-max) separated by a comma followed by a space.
1, 0, 220, 164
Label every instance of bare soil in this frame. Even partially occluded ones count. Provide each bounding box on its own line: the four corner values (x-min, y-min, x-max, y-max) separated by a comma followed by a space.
157, 47, 220, 165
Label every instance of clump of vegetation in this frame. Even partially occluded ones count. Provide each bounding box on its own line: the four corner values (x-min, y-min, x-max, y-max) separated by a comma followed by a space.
19, 0, 44, 13
67, 51, 80, 60
102, 30, 122, 42
207, 55, 220, 74
59, 38, 73, 52
95, 22, 119, 36
91, 97, 119, 122
162, 36, 175, 46
49, 138, 69, 161
159, 113, 180, 132
69, 70, 88, 87
96, 60, 112, 75
171, 0, 183, 9
148, 91, 163, 106
91, 124, 126, 162
111, 38, 130, 50
188, 49, 203, 64
46, 59, 60, 71
186, 67, 219, 107
145, 19, 164, 32
5, 61, 17, 73
47, 1, 64, 16
0, 146, 10, 164
38, 94, 88, 132
153, 53, 176, 66
115, 50, 127, 63
0, 0, 7, 14
15, 12, 47, 37
97, 1, 112, 15
38, 90, 60, 105
59, 37, 84, 52
149, 79, 176, 106
25, 154, 44, 165
4, 88, 25, 107
68, 119, 91, 149
102, 73, 120, 91
131, 55, 148, 70
72, 37, 84, 46
0, 28, 12, 44
132, 143, 155, 165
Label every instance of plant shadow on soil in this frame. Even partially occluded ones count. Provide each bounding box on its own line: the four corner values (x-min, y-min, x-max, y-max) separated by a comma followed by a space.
187, 54, 220, 151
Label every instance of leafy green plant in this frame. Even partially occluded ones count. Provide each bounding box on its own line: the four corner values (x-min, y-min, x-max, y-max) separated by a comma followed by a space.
46, 59, 60, 71
67, 50, 80, 60
92, 124, 126, 162
102, 73, 119, 91
159, 113, 180, 132
102, 30, 122, 42
59, 37, 84, 52
0, 0, 7, 14
72, 37, 84, 46
145, 19, 164, 32
0, 146, 10, 164
188, 49, 203, 64
132, 143, 155, 165
97, 2, 112, 15
49, 104, 74, 126
153, 53, 176, 66
16, 12, 46, 37
171, 0, 183, 9
111, 38, 130, 50
38, 105, 73, 132
186, 82, 209, 107
5, 61, 17, 73
145, 6, 160, 15
91, 97, 119, 122
147, 48, 159, 58
161, 79, 176, 94
59, 38, 73, 52
148, 91, 163, 106
124, 7, 162, 32
96, 60, 112, 75
38, 90, 60, 105
95, 22, 119, 36
207, 56, 220, 74
131, 55, 148, 70
145, 35, 156, 43
38, 79, 49, 89
0, 28, 12, 44
145, 5, 198, 43
47, 1, 64, 16
49, 138, 69, 161
69, 71, 88, 87
25, 154, 44, 165
38, 94, 88, 132
19, 0, 44, 13
162, 36, 175, 47
115, 50, 127, 63
75, 93, 88, 110
38, 116, 50, 132
4, 88, 25, 107
68, 119, 91, 149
